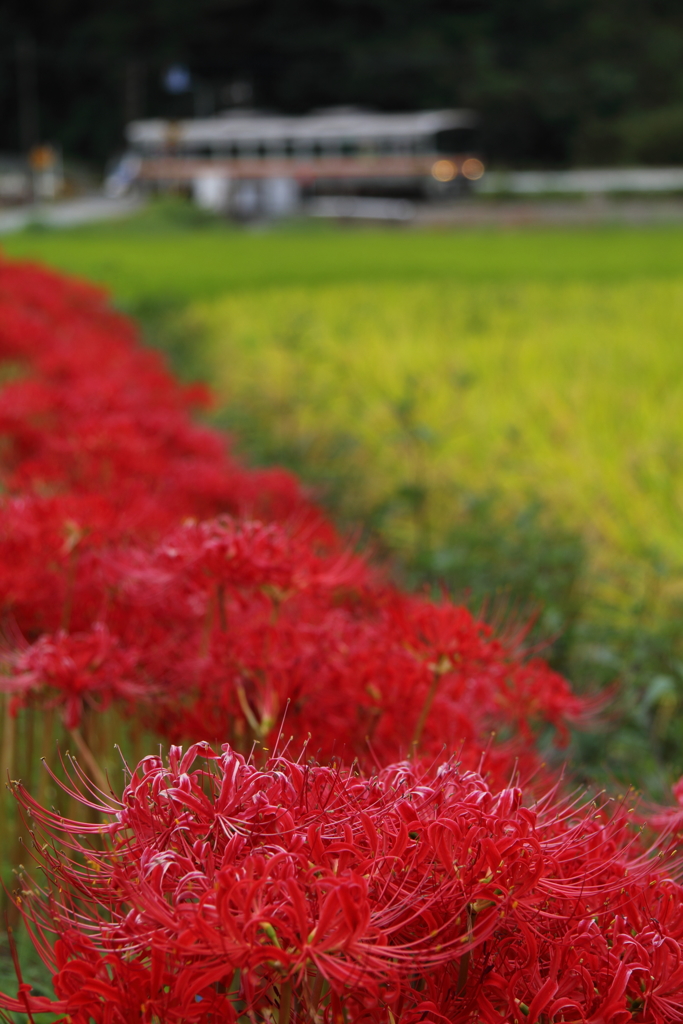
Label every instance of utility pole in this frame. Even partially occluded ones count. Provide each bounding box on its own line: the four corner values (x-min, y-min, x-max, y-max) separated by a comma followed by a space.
124, 59, 145, 126
16, 36, 40, 152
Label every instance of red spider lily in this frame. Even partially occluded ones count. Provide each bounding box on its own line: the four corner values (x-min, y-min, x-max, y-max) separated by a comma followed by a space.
649, 777, 683, 838
0, 511, 589, 784
4, 623, 146, 729
1, 743, 682, 1024
0, 256, 329, 533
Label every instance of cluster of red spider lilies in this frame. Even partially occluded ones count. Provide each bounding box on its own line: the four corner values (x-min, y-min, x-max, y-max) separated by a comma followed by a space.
0, 257, 682, 1023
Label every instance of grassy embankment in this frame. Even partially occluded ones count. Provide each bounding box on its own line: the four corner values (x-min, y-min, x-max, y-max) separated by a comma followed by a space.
6, 204, 683, 792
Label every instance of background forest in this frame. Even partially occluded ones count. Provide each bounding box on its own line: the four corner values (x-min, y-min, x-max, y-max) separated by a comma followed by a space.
4, 0, 683, 167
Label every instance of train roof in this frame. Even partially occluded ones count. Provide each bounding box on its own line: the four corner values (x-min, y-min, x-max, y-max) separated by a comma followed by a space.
127, 108, 477, 150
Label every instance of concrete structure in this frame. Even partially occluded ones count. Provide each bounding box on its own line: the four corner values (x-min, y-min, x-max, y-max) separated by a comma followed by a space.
0, 157, 31, 204
479, 167, 683, 195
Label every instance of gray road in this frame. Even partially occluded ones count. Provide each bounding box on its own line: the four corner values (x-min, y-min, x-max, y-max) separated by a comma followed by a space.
5, 190, 683, 234
0, 195, 144, 235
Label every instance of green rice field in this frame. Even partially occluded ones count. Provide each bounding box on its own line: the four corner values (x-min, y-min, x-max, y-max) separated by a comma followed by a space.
5, 203, 683, 304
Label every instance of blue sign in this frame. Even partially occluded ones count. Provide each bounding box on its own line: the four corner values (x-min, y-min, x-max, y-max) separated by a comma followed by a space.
164, 65, 191, 94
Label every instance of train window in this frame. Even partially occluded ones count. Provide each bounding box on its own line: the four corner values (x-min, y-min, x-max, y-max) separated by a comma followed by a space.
435, 127, 478, 154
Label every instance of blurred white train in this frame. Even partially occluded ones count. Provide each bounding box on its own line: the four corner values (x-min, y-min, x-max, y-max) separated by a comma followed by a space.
109, 107, 484, 217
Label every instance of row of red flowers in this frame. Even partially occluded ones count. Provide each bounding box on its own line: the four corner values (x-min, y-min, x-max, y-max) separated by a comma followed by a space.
0, 257, 681, 1022
0, 257, 586, 779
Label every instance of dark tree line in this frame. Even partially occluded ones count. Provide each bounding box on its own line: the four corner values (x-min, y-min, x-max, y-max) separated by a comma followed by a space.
3, 0, 683, 167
